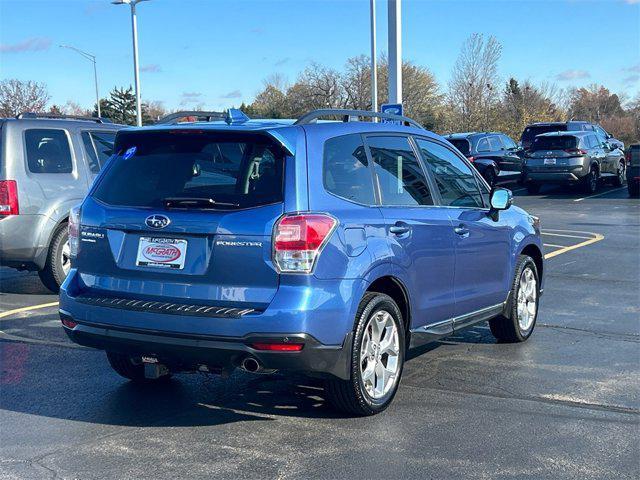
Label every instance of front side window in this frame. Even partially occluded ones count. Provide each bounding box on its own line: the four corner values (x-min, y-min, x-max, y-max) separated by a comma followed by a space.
25, 129, 73, 174
501, 135, 518, 150
323, 134, 375, 204
476, 137, 490, 152
488, 136, 503, 151
415, 138, 484, 208
367, 135, 433, 206
93, 131, 284, 209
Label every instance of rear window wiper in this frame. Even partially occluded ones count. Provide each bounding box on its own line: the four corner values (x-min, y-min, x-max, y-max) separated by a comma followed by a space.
162, 197, 240, 209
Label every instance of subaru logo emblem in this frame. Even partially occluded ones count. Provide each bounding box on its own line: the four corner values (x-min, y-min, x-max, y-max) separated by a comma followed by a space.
145, 214, 170, 229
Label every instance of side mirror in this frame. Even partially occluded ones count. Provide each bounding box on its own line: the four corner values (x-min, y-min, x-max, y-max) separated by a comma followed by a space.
490, 188, 513, 211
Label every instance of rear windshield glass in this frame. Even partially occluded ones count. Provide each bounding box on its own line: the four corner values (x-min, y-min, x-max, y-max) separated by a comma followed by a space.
448, 139, 471, 156
521, 125, 567, 144
92, 131, 285, 209
531, 135, 578, 151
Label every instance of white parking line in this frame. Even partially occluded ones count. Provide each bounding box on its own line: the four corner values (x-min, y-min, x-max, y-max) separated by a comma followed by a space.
543, 243, 564, 248
573, 187, 626, 202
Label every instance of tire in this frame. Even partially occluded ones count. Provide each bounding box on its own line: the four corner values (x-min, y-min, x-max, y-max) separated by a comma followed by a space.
526, 183, 541, 195
38, 223, 70, 293
582, 166, 599, 194
483, 169, 496, 188
325, 292, 406, 416
613, 161, 625, 187
489, 255, 539, 343
106, 351, 171, 382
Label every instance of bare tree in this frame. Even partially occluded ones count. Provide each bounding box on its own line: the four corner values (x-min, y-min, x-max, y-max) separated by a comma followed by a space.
447, 33, 502, 131
0, 79, 50, 117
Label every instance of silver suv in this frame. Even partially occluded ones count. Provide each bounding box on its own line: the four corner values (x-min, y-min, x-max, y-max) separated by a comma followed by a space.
0, 113, 123, 291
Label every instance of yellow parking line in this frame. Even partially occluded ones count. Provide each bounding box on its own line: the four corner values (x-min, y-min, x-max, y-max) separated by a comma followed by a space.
544, 233, 604, 259
0, 302, 59, 319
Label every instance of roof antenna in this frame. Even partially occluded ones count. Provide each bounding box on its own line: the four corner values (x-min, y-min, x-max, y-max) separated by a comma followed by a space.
226, 109, 250, 125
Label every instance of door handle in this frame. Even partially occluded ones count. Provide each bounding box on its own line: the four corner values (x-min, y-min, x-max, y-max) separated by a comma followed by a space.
389, 223, 411, 235
454, 225, 470, 238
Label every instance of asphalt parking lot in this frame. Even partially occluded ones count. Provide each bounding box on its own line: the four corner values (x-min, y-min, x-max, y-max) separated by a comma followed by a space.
0, 183, 638, 480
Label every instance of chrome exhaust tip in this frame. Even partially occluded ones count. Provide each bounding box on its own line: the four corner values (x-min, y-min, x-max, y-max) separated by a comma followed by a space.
240, 356, 262, 373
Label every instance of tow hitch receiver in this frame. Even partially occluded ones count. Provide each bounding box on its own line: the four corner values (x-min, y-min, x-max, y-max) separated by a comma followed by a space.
141, 356, 170, 379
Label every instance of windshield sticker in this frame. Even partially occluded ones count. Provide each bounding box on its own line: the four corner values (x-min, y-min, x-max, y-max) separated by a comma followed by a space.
123, 146, 137, 160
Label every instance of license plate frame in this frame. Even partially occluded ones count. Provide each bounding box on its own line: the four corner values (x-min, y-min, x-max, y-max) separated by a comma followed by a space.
136, 237, 188, 269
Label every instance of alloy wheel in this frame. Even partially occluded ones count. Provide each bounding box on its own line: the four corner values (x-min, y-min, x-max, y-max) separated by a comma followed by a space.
517, 267, 537, 332
61, 240, 71, 276
359, 310, 400, 399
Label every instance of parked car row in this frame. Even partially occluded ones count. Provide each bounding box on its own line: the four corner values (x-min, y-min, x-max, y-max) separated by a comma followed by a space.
445, 120, 627, 195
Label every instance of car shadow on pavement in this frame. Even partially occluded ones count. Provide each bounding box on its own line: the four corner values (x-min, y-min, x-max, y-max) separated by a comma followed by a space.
0, 269, 52, 295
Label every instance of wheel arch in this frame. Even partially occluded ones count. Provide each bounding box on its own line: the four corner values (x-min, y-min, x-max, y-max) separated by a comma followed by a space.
519, 243, 544, 283
365, 275, 411, 344
34, 216, 69, 270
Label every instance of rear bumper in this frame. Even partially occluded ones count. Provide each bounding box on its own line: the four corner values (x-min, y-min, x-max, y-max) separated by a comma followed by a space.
59, 268, 365, 379
60, 312, 352, 379
524, 171, 582, 183
626, 166, 640, 184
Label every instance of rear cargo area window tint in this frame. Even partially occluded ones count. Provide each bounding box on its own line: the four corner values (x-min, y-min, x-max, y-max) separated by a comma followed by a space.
25, 129, 72, 174
92, 131, 284, 209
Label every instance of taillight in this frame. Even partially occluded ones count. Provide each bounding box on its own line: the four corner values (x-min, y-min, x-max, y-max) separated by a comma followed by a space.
467, 156, 475, 162
625, 151, 631, 162
273, 213, 337, 274
564, 148, 587, 156
0, 180, 19, 215
68, 205, 81, 258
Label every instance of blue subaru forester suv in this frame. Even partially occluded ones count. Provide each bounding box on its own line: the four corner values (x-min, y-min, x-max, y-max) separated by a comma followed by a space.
59, 109, 544, 415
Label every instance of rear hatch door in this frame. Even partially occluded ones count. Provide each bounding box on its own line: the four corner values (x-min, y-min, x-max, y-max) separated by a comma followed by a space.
76, 128, 287, 309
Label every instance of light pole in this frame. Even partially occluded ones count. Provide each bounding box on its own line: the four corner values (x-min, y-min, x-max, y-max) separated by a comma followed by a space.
370, 0, 378, 113
59, 45, 101, 117
112, 0, 149, 126
388, 0, 402, 105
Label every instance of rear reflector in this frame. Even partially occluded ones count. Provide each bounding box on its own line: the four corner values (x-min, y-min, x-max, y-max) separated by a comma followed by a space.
61, 318, 78, 329
251, 343, 304, 352
0, 180, 19, 215
273, 213, 337, 273
467, 156, 475, 162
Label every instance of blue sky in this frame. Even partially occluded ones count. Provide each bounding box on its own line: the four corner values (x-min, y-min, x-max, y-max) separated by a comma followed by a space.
1, 0, 639, 111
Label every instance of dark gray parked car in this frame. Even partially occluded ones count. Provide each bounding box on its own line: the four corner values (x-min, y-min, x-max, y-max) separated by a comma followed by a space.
523, 131, 625, 194
0, 113, 123, 291
520, 121, 624, 151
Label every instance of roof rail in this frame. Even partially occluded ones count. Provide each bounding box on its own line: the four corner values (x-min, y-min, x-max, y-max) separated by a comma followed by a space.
16, 112, 111, 123
294, 109, 424, 129
155, 111, 226, 125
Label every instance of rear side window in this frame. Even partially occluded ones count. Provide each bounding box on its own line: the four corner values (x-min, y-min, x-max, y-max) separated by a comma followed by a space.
323, 134, 375, 204
25, 129, 72, 174
415, 138, 484, 208
448, 139, 470, 156
82, 131, 117, 173
532, 136, 577, 151
93, 131, 284, 209
367, 135, 433, 206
